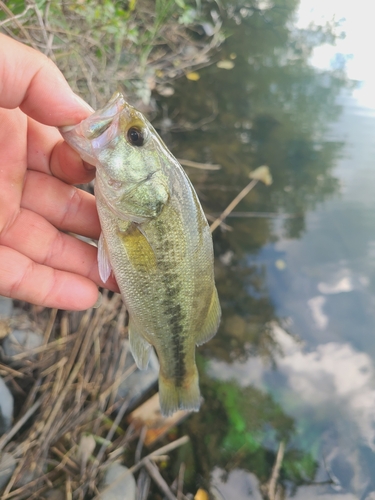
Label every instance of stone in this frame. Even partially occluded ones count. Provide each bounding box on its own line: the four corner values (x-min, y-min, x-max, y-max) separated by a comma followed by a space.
0, 297, 13, 339
0, 378, 13, 434
98, 463, 136, 500
0, 452, 16, 491
3, 330, 44, 358
0, 297, 13, 318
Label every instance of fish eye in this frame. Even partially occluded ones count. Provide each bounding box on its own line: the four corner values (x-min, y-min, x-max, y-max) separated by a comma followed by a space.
127, 127, 145, 147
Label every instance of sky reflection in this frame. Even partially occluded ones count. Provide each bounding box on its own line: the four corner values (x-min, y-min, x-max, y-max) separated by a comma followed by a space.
207, 1, 375, 496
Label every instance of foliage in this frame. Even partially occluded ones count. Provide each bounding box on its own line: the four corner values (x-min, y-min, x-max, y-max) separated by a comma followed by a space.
0, 0, 224, 107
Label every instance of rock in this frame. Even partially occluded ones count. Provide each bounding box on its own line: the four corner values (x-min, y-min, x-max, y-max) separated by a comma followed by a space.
98, 463, 136, 500
0, 378, 13, 434
0, 452, 16, 491
0, 297, 13, 318
115, 340, 159, 409
0, 297, 13, 339
3, 330, 44, 358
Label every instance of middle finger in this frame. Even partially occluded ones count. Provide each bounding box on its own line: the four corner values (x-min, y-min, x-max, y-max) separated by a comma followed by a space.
22, 170, 100, 240
0, 207, 118, 292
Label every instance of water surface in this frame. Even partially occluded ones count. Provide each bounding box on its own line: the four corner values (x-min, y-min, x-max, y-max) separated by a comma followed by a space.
153, 1, 375, 498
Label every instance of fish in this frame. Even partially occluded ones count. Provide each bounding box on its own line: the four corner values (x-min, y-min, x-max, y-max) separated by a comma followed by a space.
60, 93, 221, 416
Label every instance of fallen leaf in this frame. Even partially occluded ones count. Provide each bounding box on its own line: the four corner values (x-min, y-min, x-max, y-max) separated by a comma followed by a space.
128, 393, 189, 446
249, 165, 272, 185
195, 488, 209, 500
275, 259, 286, 270
186, 72, 200, 81
216, 60, 235, 69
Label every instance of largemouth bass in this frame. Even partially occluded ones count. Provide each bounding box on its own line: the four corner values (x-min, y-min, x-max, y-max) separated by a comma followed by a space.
61, 93, 221, 416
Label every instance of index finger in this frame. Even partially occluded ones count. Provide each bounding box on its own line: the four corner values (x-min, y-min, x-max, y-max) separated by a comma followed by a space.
0, 34, 93, 126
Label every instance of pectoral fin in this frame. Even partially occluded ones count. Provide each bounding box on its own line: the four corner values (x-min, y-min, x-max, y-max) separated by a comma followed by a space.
195, 288, 221, 346
129, 319, 152, 370
118, 224, 157, 273
98, 233, 112, 283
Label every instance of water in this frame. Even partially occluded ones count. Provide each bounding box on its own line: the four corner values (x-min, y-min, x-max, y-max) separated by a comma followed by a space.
154, 1, 375, 498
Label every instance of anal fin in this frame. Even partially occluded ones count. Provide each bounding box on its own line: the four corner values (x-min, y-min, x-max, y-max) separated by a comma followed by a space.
195, 287, 221, 346
129, 319, 152, 370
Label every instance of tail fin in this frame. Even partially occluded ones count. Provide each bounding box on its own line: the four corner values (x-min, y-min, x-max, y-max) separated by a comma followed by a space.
158, 371, 201, 417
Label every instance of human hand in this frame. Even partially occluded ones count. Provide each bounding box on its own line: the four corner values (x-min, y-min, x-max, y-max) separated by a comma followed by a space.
0, 34, 118, 310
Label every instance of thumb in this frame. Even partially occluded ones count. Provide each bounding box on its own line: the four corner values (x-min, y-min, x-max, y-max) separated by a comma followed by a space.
0, 34, 93, 126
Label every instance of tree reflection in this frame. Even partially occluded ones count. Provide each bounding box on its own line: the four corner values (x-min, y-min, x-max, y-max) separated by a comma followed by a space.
155, 0, 351, 362
154, 0, 352, 495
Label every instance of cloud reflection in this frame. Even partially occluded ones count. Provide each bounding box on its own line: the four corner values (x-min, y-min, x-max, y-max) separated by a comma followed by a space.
208, 324, 375, 452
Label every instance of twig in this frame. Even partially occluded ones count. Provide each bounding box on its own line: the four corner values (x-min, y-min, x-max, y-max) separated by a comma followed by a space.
268, 441, 285, 500
92, 436, 190, 500
94, 399, 129, 466
210, 179, 258, 232
0, 1, 37, 48
36, 310, 100, 444
51, 446, 80, 473
0, 4, 32, 27
0, 400, 41, 451
205, 214, 232, 231
137, 468, 151, 500
98, 363, 137, 402
40, 356, 67, 377
177, 462, 185, 500
1, 442, 33, 497
0, 363, 25, 379
143, 458, 177, 500
177, 159, 221, 170
144, 435, 190, 460
66, 475, 72, 500
135, 426, 148, 463
8, 332, 78, 361
209, 211, 298, 219
42, 308, 58, 347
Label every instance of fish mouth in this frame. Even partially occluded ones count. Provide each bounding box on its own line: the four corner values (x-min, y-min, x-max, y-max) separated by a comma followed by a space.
59, 124, 78, 134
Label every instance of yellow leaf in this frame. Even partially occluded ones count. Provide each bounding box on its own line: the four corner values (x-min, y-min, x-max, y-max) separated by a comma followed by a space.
194, 489, 209, 500
275, 259, 286, 270
186, 72, 200, 81
216, 60, 235, 70
249, 165, 272, 185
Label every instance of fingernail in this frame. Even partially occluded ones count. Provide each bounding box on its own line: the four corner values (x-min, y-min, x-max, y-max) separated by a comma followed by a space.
73, 93, 95, 113
93, 291, 103, 309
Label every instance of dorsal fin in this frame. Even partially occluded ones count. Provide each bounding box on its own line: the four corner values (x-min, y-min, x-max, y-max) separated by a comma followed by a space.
195, 288, 221, 346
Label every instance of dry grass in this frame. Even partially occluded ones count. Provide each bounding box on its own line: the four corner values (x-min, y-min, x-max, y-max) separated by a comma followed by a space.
0, 295, 191, 498
0, 294, 137, 498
